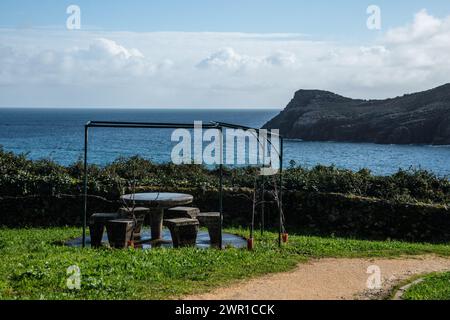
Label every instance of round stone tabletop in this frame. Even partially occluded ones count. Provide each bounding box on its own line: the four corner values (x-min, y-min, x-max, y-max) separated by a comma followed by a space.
120, 192, 193, 209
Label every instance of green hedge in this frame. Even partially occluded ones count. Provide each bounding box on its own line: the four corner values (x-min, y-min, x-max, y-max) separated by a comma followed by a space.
1, 148, 449, 204
0, 195, 119, 227
284, 192, 450, 242
1, 148, 450, 242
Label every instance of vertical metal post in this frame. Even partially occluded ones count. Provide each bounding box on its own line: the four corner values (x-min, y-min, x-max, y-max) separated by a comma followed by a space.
250, 180, 256, 240
261, 137, 266, 236
260, 177, 264, 236
219, 126, 224, 249
82, 124, 89, 248
278, 137, 284, 248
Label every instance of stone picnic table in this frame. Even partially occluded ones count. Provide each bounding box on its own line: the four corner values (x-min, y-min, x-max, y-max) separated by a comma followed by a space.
120, 192, 194, 240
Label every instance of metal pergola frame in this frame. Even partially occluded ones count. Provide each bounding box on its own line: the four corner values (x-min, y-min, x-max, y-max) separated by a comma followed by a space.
82, 120, 284, 249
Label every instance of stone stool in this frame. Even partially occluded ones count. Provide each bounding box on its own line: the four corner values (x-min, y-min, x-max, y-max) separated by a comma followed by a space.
197, 212, 221, 247
163, 218, 199, 248
118, 207, 149, 239
165, 207, 200, 219
89, 213, 121, 247
106, 219, 135, 248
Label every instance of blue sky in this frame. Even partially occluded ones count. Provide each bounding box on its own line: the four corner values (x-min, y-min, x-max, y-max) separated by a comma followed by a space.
0, 0, 448, 38
0, 1, 449, 107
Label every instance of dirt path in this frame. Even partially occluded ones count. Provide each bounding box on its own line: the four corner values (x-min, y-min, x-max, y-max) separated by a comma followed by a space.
184, 255, 450, 300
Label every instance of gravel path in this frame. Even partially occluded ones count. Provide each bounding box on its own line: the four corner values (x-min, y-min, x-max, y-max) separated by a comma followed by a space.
184, 255, 450, 300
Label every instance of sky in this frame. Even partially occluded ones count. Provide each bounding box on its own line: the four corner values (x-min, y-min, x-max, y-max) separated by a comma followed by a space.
0, 0, 450, 108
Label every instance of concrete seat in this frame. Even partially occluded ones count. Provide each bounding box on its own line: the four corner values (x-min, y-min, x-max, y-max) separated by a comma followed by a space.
106, 219, 135, 248
197, 212, 221, 247
164, 218, 199, 248
118, 207, 149, 239
89, 213, 121, 247
165, 206, 200, 219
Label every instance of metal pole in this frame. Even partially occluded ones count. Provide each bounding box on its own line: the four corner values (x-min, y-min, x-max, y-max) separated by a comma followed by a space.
219, 126, 224, 250
250, 180, 256, 240
82, 124, 89, 248
260, 177, 264, 236
261, 138, 266, 236
278, 137, 284, 248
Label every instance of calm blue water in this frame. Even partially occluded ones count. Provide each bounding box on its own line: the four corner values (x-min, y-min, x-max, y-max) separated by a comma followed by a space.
0, 108, 449, 177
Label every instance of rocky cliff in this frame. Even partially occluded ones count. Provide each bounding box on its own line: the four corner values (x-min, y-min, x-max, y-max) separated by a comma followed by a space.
262, 84, 450, 145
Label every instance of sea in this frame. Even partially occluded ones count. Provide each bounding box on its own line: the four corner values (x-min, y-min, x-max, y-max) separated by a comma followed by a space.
0, 108, 449, 177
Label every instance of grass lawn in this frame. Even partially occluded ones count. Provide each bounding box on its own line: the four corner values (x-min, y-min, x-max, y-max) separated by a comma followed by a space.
402, 272, 450, 300
1, 227, 450, 300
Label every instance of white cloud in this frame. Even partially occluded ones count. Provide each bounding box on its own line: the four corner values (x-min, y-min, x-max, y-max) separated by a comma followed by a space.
265, 50, 297, 67
1, 9, 450, 107
197, 47, 296, 71
197, 47, 247, 70
80, 38, 145, 59
0, 38, 159, 86
385, 9, 444, 44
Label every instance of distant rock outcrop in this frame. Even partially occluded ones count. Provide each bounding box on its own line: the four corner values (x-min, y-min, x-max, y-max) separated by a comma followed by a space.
262, 84, 450, 145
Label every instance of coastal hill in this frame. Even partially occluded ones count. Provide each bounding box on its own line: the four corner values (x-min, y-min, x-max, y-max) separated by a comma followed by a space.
262, 84, 450, 145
